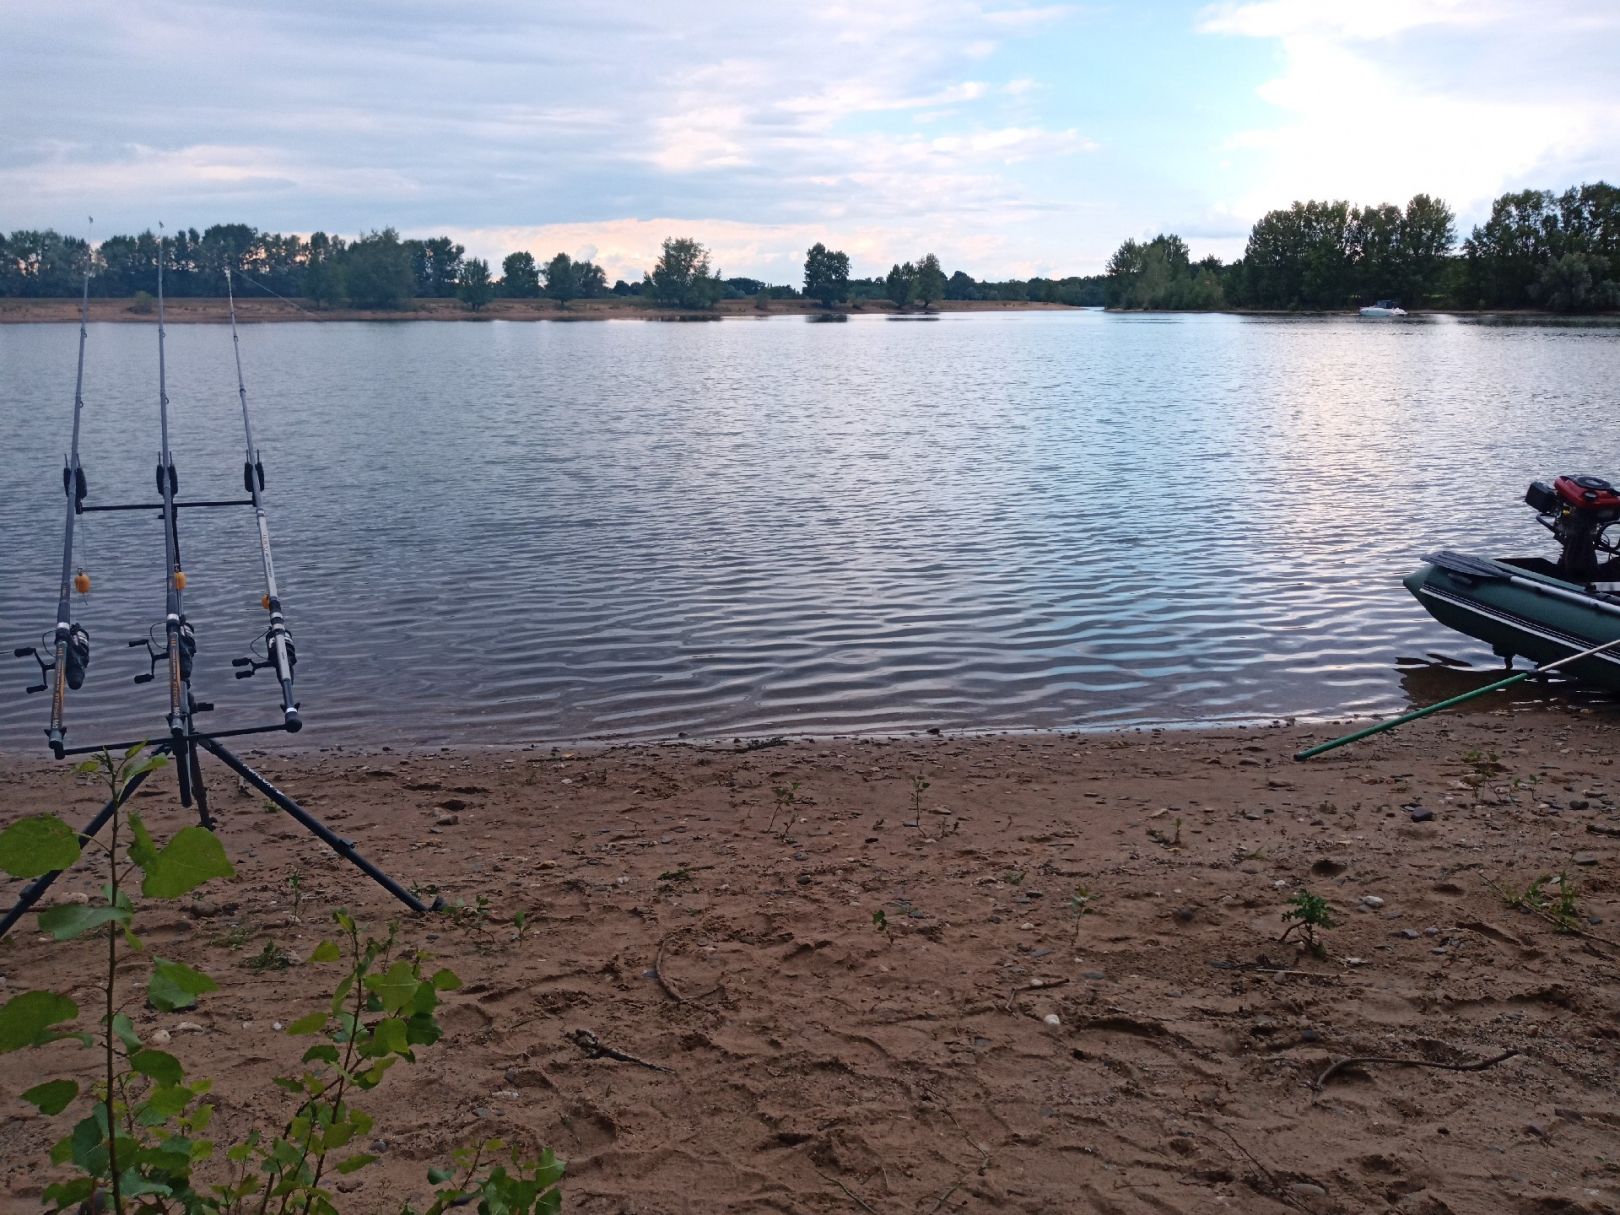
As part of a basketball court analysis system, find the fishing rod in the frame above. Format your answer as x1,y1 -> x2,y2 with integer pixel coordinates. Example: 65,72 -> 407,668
224,266 -> 300,731
14,222 -> 95,757
152,227 -> 196,743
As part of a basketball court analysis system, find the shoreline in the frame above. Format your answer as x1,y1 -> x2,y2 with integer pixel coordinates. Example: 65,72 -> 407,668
2,713 -> 1616,1212
0,297 -> 1079,325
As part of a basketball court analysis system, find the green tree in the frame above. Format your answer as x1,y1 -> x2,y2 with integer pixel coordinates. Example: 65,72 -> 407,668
340,228 -> 415,309
544,252 -> 577,306
914,253 -> 946,309
406,236 -> 465,298
459,257 -> 493,310
1398,193 -> 1456,305
574,258 -> 607,298
884,261 -> 915,308
645,236 -> 721,308
802,241 -> 851,307
501,251 -> 540,298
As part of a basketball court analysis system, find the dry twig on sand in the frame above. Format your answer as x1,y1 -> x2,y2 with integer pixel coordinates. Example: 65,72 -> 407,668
1313,1048 -> 1519,1090
654,928 -> 722,1004
811,1166 -> 883,1215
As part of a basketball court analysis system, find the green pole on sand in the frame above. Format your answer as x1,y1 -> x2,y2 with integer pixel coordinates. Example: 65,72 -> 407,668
1294,634 -> 1620,762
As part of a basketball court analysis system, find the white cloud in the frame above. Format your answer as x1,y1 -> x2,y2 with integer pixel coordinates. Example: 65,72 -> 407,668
1203,0 -> 1620,225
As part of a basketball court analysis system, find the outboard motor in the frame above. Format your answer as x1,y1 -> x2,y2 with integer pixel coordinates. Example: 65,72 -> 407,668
1526,475 -> 1620,581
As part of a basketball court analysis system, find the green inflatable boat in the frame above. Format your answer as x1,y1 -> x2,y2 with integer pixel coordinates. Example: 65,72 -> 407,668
1405,475 -> 1620,692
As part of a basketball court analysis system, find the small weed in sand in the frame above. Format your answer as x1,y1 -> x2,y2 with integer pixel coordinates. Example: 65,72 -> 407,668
1280,889 -> 1336,956
1501,871 -> 1585,931
658,867 -> 692,883
872,908 -> 889,936
1148,817 -> 1183,848
286,869 -> 305,919
513,909 -> 531,943
246,940 -> 293,972
1070,884 -> 1097,945
445,894 -> 495,950
767,781 -> 800,837
1462,748 -> 1506,784
909,773 -> 931,827
216,920 -> 255,951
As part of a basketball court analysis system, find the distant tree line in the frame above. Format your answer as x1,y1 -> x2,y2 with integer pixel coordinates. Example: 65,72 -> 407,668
19,185 -> 1610,315
0,224 -> 1108,313
1104,181 -> 1619,313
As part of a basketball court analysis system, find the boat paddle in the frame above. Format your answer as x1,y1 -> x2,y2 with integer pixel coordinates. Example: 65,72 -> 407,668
1294,633 -> 1620,762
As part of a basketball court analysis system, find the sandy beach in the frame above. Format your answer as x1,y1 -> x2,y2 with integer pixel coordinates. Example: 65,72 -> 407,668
1,712 -> 1617,1213
0,297 -> 1078,325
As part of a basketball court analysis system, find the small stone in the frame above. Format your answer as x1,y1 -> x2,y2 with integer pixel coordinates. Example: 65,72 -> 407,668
1569,799 -> 1590,811
149,1028 -> 172,1045
1081,970 -> 1106,980
435,814 -> 459,827
1424,926 -> 1439,937
1172,906 -> 1196,924
1287,1182 -> 1327,1198
1409,807 -> 1435,822
1361,895 -> 1385,909
1573,853 -> 1600,866
1526,1122 -> 1550,1138
1300,1027 -> 1320,1042
1398,928 -> 1421,940
176,1021 -> 204,1033
1020,922 -> 1035,931
1043,1013 -> 1061,1027
797,874 -> 812,885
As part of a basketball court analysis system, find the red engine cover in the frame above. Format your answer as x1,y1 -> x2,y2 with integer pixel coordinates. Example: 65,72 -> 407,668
1554,475 -> 1620,512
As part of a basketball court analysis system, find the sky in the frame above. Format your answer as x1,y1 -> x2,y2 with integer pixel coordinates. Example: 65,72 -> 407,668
3,0 -> 1618,283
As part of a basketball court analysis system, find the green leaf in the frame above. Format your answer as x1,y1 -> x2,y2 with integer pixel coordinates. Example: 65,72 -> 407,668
364,961 -> 418,1014
310,940 -> 341,964
128,812 -> 159,872
286,1011 -> 328,1036
301,1043 -> 340,1064
118,1168 -> 173,1198
148,958 -> 219,1012
38,902 -> 132,941
137,1085 -> 192,1122
0,991 -> 79,1053
139,826 -> 234,898
21,1079 -> 78,1115
336,1153 -> 377,1175
429,968 -> 462,991
111,1013 -> 142,1051
427,1166 -> 455,1185
130,1048 -> 184,1087
370,1017 -> 409,1056
0,815 -> 81,877
67,1113 -> 104,1171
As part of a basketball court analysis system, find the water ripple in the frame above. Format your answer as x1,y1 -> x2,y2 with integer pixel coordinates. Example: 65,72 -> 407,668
3,311 -> 1619,749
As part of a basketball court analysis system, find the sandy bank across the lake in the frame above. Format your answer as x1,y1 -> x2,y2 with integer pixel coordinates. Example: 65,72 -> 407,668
0,297 -> 1078,325
2,713 -> 1617,1213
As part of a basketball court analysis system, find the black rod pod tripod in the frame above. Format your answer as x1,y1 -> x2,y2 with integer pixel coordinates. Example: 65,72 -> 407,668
5,231 -> 438,940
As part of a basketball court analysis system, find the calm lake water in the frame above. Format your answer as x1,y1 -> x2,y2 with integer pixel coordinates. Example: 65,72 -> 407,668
2,310 -> 1617,751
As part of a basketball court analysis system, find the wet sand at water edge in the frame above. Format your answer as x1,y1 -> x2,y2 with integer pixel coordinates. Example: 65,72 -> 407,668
1,712 -> 1618,1214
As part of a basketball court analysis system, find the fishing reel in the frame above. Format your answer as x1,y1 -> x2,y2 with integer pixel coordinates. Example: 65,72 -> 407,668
129,619 -> 196,684
232,628 -> 297,680
13,625 -> 91,694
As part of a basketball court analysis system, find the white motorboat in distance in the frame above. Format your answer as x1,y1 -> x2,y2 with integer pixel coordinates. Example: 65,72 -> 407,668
1359,299 -> 1407,317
